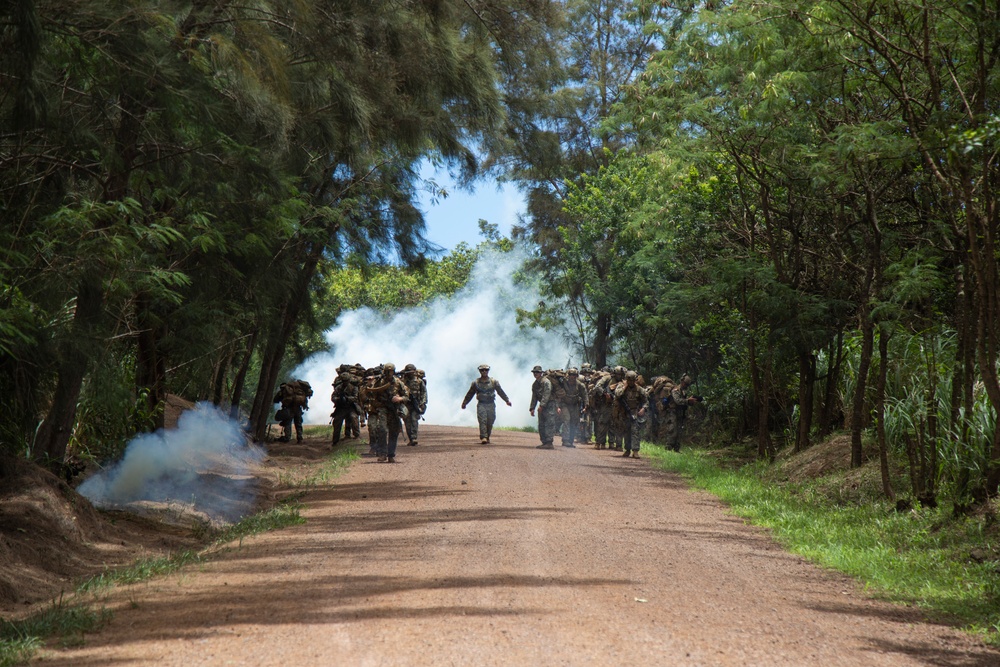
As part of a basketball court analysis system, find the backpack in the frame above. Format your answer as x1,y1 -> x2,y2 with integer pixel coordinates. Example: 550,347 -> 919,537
280,379 -> 313,407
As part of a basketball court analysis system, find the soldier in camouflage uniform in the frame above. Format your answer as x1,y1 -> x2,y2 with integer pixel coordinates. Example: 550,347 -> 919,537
589,368 -> 614,449
664,374 -> 698,452
647,375 -> 675,445
557,368 -> 589,447
368,363 -> 409,462
615,370 -> 648,458
401,363 -> 427,446
578,363 -> 597,443
529,365 -> 558,449
330,364 -> 361,445
607,366 -> 628,450
461,364 -> 511,444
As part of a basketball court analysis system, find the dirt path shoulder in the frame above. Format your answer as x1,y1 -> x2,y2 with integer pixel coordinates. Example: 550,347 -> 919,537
37,426 -> 1000,666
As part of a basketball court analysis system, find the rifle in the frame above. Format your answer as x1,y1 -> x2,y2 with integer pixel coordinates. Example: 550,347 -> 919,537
617,393 -> 637,423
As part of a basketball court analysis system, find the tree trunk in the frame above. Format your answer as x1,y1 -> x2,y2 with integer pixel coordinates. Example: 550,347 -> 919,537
875,325 -> 894,500
818,331 -> 843,437
135,293 -> 167,431
33,276 -> 104,465
228,327 -> 258,421
851,303 -> 874,468
593,311 -> 611,369
794,351 -> 815,452
249,242 -> 325,441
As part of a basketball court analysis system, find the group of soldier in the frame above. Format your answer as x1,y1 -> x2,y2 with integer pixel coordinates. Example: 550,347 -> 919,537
272,361 -> 698,461
528,364 -> 699,458
326,362 -> 428,462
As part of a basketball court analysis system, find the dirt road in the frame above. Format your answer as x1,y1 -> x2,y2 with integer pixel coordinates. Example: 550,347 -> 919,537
39,426 -> 999,666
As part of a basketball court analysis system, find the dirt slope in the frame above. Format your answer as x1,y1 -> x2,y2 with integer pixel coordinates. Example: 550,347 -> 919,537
37,426 -> 1000,666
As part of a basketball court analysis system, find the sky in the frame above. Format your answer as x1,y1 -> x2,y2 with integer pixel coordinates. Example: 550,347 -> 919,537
418,162 -> 526,251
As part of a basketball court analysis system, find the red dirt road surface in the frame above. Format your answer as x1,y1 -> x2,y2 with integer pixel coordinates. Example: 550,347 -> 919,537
39,426 -> 1000,666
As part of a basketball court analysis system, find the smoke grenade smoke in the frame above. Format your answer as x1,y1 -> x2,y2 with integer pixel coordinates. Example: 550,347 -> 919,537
296,246 -> 573,428
78,403 -> 265,523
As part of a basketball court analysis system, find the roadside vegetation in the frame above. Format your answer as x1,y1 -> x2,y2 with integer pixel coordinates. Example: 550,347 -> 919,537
647,440 -> 1000,645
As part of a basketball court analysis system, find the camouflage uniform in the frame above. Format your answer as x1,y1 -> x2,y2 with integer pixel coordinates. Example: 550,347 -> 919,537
529,365 -> 557,449
647,376 -> 675,445
664,375 -> 694,452
607,367 -> 627,450
615,371 -> 648,458
330,365 -> 361,444
402,364 -> 427,446
273,380 -> 308,443
368,364 -> 409,462
578,363 -> 597,443
557,369 -> 589,447
462,364 -> 511,443
590,370 -> 614,449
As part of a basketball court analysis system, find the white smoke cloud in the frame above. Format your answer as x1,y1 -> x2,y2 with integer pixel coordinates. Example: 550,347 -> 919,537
295,246 -> 574,428
78,403 -> 265,522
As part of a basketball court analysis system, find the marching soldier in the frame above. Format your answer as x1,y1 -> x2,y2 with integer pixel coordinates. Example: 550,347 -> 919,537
461,364 -> 512,444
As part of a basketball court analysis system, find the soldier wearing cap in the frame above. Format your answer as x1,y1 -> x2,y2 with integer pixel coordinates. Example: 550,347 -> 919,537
401,363 -> 427,446
368,363 -> 409,462
461,364 -> 511,444
615,370 -> 648,458
529,365 -> 557,449
556,368 -> 589,447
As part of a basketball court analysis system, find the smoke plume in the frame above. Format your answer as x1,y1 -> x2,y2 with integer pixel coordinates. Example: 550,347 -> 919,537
78,403 -> 265,523
295,246 -> 574,428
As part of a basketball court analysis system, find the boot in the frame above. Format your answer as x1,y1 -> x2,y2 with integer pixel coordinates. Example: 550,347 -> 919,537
622,450 -> 631,457
388,456 -> 396,463
631,450 -> 640,459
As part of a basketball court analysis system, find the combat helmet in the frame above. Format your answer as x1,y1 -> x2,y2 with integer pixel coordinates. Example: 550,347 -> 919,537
478,364 -> 490,371
403,363 -> 417,373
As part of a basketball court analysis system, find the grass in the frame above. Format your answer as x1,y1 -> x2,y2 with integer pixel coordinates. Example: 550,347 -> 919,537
2,486 -> 315,664
644,442 -> 1000,644
496,425 -> 538,433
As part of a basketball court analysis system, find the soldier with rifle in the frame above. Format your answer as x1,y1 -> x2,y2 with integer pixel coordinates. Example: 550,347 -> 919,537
614,370 -> 648,459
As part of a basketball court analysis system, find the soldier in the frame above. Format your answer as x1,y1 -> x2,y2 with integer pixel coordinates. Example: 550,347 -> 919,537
579,363 -> 597,443
557,368 -> 589,447
529,365 -> 558,449
358,367 -> 381,455
647,375 -> 675,445
272,379 -> 312,443
664,374 -> 699,452
402,363 -> 427,446
368,363 -> 409,462
590,368 -> 614,449
461,364 -> 512,444
615,370 -> 648,458
330,365 -> 361,445
607,366 -> 628,451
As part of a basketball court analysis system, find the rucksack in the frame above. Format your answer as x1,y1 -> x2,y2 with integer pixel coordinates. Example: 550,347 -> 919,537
280,379 -> 313,407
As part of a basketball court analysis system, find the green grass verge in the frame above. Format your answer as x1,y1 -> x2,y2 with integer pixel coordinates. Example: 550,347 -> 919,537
645,444 -> 1000,644
496,425 -> 538,433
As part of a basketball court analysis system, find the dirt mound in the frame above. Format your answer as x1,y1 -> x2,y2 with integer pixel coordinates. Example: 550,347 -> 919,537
0,455 -> 208,614
774,433 -> 857,482
163,393 -> 196,429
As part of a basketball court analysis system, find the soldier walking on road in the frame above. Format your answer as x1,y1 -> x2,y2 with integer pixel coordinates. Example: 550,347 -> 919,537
402,364 -> 427,446
615,370 -> 648,458
557,368 -> 588,448
529,365 -> 558,449
461,364 -> 511,444
330,365 -> 361,445
369,363 -> 409,462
